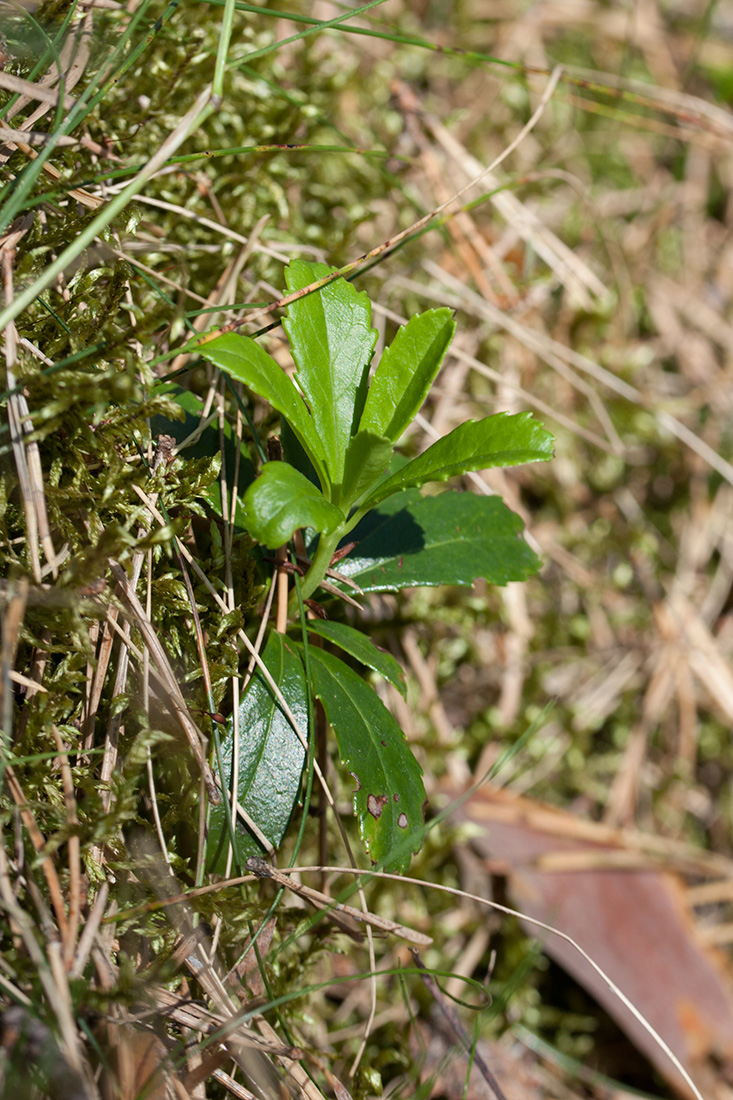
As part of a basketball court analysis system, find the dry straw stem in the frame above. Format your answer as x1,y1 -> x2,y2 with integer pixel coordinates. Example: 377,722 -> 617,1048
0,71 -> 78,112
419,261 -> 733,489
3,765 -> 70,944
0,840 -> 96,1097
107,559 -> 221,804
0,7 -> 91,134
0,576 -> 28,737
136,848 -> 308,1100
245,857 -> 432,946
51,725 -> 82,971
0,8 -> 103,209
87,838 -> 321,1100
408,85 -> 608,309
1,216 -> 58,582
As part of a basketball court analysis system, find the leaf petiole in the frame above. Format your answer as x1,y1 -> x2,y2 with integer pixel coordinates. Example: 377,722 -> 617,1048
291,526 -> 344,607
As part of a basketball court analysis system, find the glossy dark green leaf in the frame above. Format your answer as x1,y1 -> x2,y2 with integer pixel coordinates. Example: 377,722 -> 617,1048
301,646 -> 424,871
334,489 -> 541,591
200,332 -> 330,490
242,462 -> 344,549
283,260 -> 377,485
305,620 -> 407,698
206,633 -> 307,874
359,308 -> 455,442
361,412 -> 554,509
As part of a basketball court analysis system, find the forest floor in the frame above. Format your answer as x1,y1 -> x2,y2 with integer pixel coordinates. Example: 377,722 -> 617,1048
1,1 -> 733,1099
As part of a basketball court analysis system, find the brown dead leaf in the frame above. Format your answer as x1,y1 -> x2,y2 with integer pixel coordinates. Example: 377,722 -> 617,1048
452,785 -> 733,1099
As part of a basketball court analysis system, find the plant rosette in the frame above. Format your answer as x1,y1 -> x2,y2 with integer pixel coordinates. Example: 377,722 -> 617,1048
200,260 -> 554,873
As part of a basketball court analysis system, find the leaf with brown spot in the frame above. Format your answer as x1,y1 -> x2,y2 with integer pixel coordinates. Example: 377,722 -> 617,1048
367,793 -> 388,819
298,645 -> 425,871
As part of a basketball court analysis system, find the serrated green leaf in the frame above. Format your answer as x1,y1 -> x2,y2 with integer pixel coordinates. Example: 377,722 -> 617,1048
242,462 -> 344,549
283,259 -> 377,485
200,332 -> 329,490
305,620 -> 407,698
361,412 -> 554,509
206,633 -> 307,873
334,489 -> 541,591
359,308 -> 455,442
301,646 -> 424,871
339,430 -> 393,508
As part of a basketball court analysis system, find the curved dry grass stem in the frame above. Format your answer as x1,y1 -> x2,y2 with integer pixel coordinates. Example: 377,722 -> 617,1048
127,486 -> 337,814
283,864 -> 706,1100
0,839 -> 98,1097
108,560 -> 221,802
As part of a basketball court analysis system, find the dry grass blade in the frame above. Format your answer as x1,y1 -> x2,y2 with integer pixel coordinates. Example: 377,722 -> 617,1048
148,988 -> 300,1058
51,725 -> 81,971
170,220 -> 269,374
414,88 -> 608,307
3,765 -> 70,943
2,127 -> 60,151
0,10 -> 102,207
70,882 -> 108,981
0,72 -> 78,109
107,559 -> 221,804
193,66 -> 564,348
134,842 -> 327,1100
0,575 -> 27,741
0,9 -> 90,129
0,841 -> 97,1098
3,147 -> 103,210
96,556 -> 144,822
423,259 -> 733,486
1,215 -> 58,581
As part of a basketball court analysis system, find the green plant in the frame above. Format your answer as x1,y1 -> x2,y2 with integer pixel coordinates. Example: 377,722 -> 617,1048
197,258 -> 553,873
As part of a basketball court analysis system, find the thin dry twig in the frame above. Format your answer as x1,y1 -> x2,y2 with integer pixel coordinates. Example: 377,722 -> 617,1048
190,66 -> 565,350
